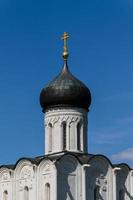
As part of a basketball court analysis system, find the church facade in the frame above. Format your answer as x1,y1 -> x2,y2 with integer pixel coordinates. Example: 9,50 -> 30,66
0,33 -> 133,200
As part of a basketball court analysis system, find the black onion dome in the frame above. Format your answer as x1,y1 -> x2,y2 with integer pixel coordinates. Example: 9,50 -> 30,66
40,61 -> 91,112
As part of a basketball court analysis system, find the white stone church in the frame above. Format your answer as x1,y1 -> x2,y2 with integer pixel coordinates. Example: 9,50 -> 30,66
0,33 -> 133,200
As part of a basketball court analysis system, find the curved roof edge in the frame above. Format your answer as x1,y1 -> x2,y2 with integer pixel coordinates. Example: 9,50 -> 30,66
0,164 -> 14,170
88,154 -> 114,168
0,152 -> 132,171
113,163 -> 131,171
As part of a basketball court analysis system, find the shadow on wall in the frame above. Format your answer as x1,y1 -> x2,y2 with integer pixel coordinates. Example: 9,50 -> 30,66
59,175 -> 75,200
57,156 -> 78,200
116,167 -> 133,200
86,160 -> 108,200
94,185 -> 104,200
124,186 -> 133,200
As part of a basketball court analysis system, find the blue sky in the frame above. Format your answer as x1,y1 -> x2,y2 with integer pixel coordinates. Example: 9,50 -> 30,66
0,0 -> 133,166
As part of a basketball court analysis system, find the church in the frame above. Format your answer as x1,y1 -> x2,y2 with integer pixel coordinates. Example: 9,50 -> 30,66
0,32 -> 133,200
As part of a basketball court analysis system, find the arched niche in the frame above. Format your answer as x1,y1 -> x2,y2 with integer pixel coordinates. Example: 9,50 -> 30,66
14,159 -> 36,200
116,165 -> 130,200
38,159 -> 57,175
0,168 -> 13,200
15,159 -> 35,180
86,156 -> 112,200
56,154 -> 81,200
37,159 -> 57,200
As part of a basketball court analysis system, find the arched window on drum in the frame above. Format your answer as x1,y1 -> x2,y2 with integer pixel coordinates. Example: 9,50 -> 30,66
62,121 -> 67,150
48,123 -> 52,152
77,121 -> 82,151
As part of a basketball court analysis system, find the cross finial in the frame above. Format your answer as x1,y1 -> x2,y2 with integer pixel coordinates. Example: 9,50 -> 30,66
61,32 -> 69,60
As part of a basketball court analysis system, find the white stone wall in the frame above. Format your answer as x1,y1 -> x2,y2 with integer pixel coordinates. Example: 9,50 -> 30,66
15,160 -> 37,200
116,165 -> 131,200
0,168 -> 13,200
0,154 -> 132,200
37,159 -> 57,200
44,107 -> 88,154
56,154 -> 82,200
86,156 -> 112,200
0,158 -> 57,200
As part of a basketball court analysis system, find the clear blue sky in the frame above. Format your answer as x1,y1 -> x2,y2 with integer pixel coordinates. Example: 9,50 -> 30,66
0,0 -> 133,166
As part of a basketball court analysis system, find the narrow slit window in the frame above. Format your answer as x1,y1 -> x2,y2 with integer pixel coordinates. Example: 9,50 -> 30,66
45,183 -> 50,200
62,122 -> 66,150
3,191 -> 8,200
24,186 -> 29,200
77,122 -> 82,151
48,123 -> 52,152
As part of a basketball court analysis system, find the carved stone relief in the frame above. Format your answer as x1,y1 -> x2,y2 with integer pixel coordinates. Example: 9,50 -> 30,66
96,174 -> 107,192
2,173 -> 9,181
20,166 -> 34,179
19,178 -> 33,191
0,170 -> 11,182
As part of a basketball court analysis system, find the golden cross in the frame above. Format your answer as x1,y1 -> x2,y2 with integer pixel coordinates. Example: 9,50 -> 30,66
61,32 -> 69,60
